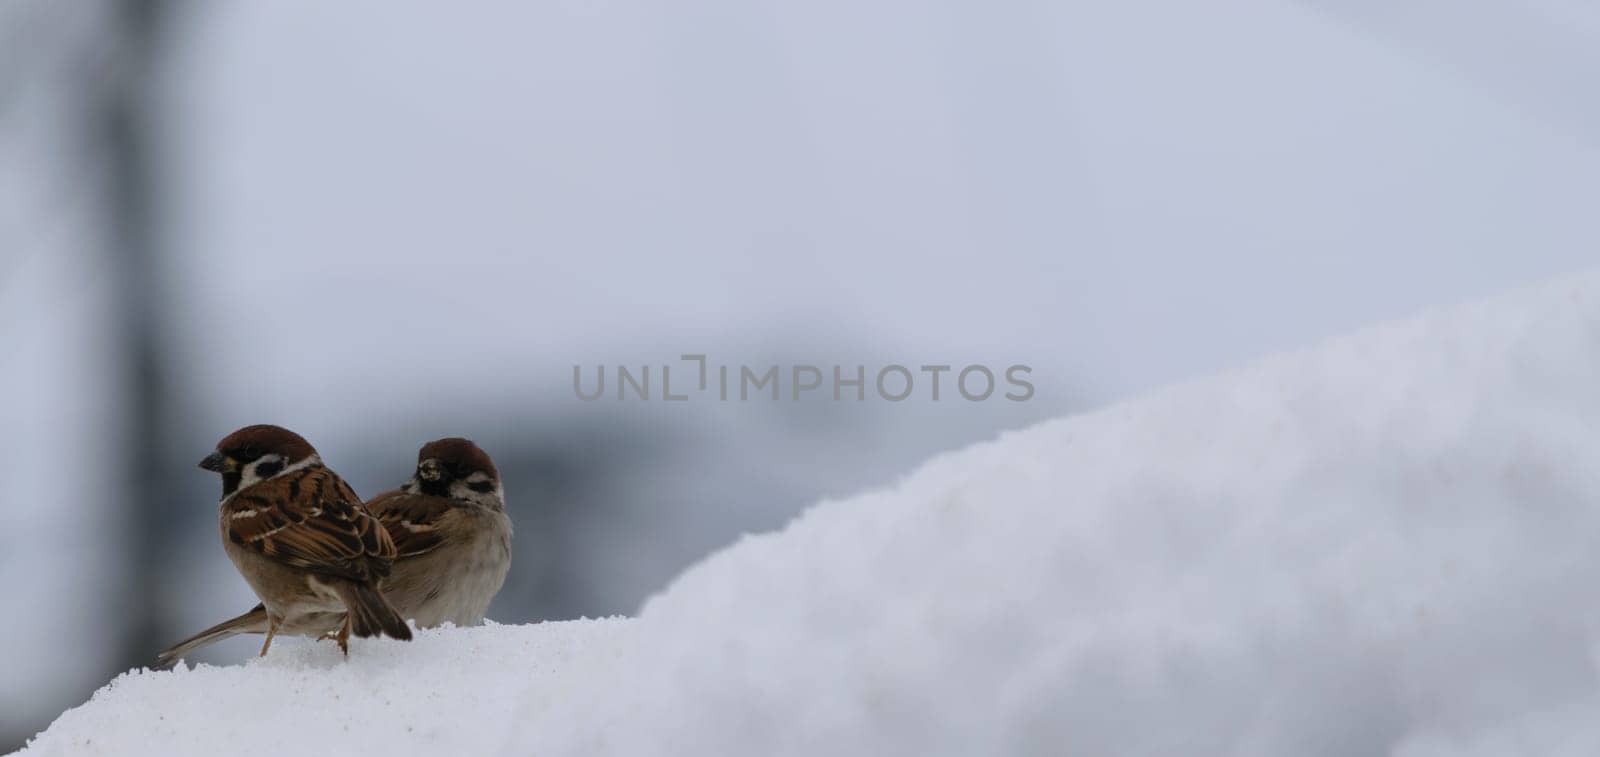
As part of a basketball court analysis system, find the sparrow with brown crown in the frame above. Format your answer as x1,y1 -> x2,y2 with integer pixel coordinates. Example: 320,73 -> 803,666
154,424 -> 411,668
366,437 -> 513,628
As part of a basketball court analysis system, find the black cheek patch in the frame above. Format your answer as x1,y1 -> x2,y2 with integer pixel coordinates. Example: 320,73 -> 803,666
420,479 -> 449,497
467,480 -> 495,494
255,460 -> 284,479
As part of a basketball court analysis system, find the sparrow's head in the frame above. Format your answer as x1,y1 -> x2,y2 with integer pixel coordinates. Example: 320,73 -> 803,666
200,424 -> 320,498
410,437 -> 503,508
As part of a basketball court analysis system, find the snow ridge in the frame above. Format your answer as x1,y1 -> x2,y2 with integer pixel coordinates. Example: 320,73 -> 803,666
23,271 -> 1600,756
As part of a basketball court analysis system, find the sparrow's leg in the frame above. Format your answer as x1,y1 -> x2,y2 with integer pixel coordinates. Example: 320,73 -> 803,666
336,614 -> 351,656
259,615 -> 280,657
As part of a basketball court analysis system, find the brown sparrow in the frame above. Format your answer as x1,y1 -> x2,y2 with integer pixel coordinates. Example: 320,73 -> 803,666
154,425 -> 411,669
365,438 -> 513,628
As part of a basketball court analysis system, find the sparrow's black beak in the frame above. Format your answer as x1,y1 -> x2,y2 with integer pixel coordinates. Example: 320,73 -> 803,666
199,451 -> 227,472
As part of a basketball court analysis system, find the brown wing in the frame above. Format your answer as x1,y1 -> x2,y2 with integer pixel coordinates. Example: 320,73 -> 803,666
365,489 -> 458,559
223,465 -> 396,583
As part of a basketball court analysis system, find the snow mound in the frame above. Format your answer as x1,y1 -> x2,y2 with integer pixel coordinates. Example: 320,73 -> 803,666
24,272 -> 1600,756
19,620 -> 635,757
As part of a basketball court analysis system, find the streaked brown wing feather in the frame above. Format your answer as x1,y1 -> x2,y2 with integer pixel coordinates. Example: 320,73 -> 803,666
224,466 -> 395,583
366,489 -> 456,559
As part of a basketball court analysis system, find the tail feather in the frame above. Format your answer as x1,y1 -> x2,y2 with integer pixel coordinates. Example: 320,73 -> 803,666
153,604 -> 269,670
339,582 -> 412,641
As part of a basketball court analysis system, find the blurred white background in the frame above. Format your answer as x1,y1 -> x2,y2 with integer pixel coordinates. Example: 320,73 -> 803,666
2,0 -> 1597,749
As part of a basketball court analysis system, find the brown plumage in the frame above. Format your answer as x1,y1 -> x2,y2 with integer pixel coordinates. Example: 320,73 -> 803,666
369,492 -> 454,558
224,463 -> 391,586
154,425 -> 411,669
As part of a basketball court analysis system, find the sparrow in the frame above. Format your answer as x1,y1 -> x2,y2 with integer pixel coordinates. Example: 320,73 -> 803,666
154,424 -> 411,669
365,437 -> 513,628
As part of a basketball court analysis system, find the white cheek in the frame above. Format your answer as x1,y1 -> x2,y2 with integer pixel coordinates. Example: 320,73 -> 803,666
219,454 -> 320,504
240,458 -> 276,488
448,478 -> 502,505
240,454 -> 312,488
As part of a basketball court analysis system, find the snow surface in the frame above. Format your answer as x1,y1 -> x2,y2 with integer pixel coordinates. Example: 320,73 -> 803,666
22,271 -> 1600,756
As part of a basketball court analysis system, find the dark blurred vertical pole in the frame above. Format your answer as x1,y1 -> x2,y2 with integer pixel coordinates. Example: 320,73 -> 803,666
100,0 -> 175,668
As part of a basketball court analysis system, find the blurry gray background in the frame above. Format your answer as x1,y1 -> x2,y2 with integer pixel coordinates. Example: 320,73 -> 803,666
3,0 -> 1598,750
